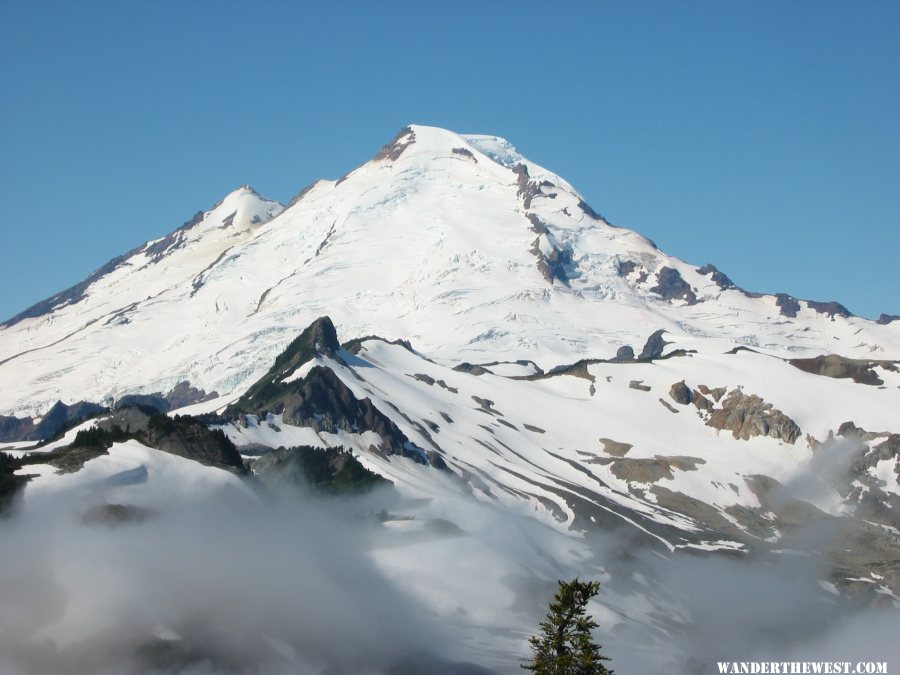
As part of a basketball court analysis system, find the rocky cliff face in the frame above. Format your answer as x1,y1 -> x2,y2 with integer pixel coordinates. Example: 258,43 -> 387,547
91,406 -> 247,473
789,354 -> 899,386
705,389 -> 801,444
0,400 -> 106,442
225,317 -> 440,466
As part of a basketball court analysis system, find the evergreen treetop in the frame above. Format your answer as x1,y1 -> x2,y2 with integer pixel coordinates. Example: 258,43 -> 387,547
522,578 -> 613,675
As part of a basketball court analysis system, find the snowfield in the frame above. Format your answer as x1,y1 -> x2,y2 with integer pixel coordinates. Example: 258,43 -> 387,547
1,125 -> 899,674
1,125 -> 897,416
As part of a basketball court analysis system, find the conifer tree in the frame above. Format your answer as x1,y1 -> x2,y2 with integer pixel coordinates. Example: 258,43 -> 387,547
522,578 -> 613,674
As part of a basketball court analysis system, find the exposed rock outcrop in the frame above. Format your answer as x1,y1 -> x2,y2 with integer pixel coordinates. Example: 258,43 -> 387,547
598,438 -> 632,457
614,345 -> 635,361
451,147 -> 476,161
806,300 -> 852,318
706,390 -> 801,444
143,414 -> 247,473
697,263 -> 736,290
577,200 -> 603,221
512,163 -> 542,209
116,393 -> 171,413
372,126 -> 416,162
279,367 -> 418,459
775,293 -> 801,318
96,407 -> 247,473
526,213 -> 572,284
589,455 -> 705,483
453,362 -> 490,376
789,354 -> 897,386
226,317 -> 438,466
638,329 -> 669,360
697,384 -> 726,402
0,400 -> 107,442
165,381 -> 218,409
616,259 -> 639,277
529,236 -> 572,284
650,267 -> 697,304
669,381 -> 693,405
837,421 -> 893,442
229,316 -> 341,413
14,405 -> 246,475
343,334 -> 414,355
692,391 -> 713,412
826,423 -> 900,535
658,398 -> 680,414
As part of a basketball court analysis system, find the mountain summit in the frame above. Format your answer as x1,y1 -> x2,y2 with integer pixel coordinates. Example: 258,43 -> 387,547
2,125 -> 899,672
0,125 -> 897,416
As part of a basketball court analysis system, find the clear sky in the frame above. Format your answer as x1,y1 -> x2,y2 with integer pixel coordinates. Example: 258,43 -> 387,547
1,1 -> 897,321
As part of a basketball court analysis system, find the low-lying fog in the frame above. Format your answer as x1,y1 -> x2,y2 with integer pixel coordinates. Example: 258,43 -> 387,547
1,451 -> 897,674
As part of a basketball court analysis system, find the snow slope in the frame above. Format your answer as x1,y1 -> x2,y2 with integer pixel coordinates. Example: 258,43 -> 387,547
217,335 -> 900,553
1,125 -> 897,416
2,125 -> 899,673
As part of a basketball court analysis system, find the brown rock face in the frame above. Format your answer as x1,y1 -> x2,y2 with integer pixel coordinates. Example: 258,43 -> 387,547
789,354 -> 897,386
598,438 -> 632,457
692,391 -> 713,411
372,126 -> 416,162
590,455 -> 705,483
706,390 -> 801,444
650,267 -> 697,304
669,381 -> 693,405
94,406 -> 247,473
282,367 -> 412,456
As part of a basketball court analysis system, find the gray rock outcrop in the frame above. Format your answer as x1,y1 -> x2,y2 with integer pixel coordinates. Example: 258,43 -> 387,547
0,400 -> 106,442
638,329 -> 669,360
789,354 -> 897,386
614,345 -> 635,361
775,293 -> 801,318
706,390 -> 801,444
697,263 -> 736,290
669,381 -> 693,405
650,267 -> 697,304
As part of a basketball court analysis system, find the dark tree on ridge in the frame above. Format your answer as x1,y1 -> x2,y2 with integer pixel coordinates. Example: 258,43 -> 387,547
522,578 -> 613,674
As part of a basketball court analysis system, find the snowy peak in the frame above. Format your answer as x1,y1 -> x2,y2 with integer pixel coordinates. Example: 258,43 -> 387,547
0,125 -> 898,416
372,125 -> 478,163
1,186 -> 283,330
370,124 -> 577,193
195,184 -> 284,233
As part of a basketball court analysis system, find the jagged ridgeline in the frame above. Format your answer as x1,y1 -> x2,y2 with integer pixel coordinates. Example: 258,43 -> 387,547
227,316 -> 342,414
15,405 -> 246,476
6,407 -> 387,506
223,316 -> 444,467
0,125 -> 898,672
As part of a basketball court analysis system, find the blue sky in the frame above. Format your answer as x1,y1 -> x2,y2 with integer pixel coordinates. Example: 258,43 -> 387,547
1,1 -> 897,321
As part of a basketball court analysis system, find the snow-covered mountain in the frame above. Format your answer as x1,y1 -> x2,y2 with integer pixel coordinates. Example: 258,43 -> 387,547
2,124 -> 897,416
1,125 -> 899,674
